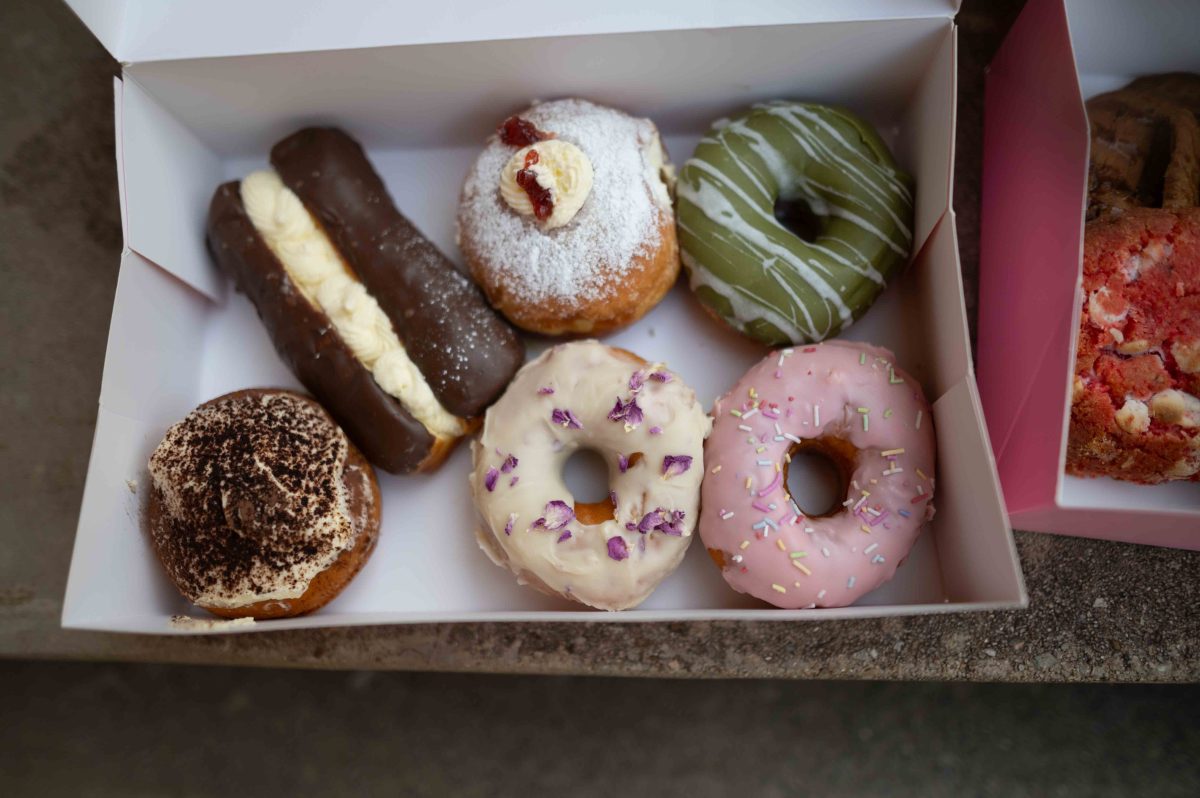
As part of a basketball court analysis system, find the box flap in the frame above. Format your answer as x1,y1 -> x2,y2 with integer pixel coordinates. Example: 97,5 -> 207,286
117,76 -> 225,300
977,0 -> 1088,514
67,0 -> 960,63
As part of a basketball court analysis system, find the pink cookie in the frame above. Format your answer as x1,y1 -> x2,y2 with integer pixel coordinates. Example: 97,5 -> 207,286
699,340 -> 936,609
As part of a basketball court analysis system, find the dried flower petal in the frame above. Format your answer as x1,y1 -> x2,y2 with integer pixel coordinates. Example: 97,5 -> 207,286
501,454 -> 519,473
532,500 -> 574,531
607,396 -> 643,428
662,454 -> 693,478
635,507 -> 686,536
617,453 -> 630,473
607,536 -> 629,561
484,467 -> 499,492
649,426 -> 662,436
556,530 -> 572,543
629,370 -> 645,392
650,371 -> 672,383
637,509 -> 664,533
660,509 -> 686,536
609,490 -> 619,508
538,387 -> 555,395
509,476 -> 519,487
551,408 -> 583,429
504,513 -> 516,536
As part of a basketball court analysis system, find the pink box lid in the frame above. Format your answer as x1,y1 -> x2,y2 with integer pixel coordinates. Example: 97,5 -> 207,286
978,0 -> 1200,548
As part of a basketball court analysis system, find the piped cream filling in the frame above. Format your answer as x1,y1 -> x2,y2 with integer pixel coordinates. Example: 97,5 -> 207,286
241,170 -> 463,438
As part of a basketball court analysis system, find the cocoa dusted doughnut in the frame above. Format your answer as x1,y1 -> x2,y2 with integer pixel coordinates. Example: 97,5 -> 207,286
207,127 -> 524,474
469,341 -> 710,611
698,341 -> 936,609
147,389 -> 380,620
457,99 -> 678,336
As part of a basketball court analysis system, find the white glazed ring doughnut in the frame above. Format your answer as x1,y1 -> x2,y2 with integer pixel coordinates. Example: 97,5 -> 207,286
698,340 -> 935,608
470,340 -> 711,610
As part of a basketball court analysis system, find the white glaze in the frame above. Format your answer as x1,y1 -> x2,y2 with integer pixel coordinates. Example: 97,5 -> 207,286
470,341 -> 711,611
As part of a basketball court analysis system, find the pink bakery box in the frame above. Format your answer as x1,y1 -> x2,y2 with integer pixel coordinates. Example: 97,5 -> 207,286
60,0 -> 1026,634
979,0 -> 1200,549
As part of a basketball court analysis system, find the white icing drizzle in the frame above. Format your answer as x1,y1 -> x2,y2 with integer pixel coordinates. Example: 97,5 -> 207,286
678,101 -> 913,343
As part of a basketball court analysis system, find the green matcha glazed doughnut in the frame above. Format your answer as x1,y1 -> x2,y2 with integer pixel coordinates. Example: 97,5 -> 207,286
676,102 -> 915,345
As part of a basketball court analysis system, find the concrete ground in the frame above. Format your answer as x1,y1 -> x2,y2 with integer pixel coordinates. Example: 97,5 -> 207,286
2,0 -> 1199,794
2,662 -> 1198,796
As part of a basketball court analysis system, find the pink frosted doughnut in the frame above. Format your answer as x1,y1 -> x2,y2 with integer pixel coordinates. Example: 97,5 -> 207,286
699,340 -> 936,609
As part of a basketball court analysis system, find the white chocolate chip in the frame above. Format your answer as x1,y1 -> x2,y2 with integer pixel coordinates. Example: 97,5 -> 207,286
1087,286 -> 1128,327
1114,398 -> 1150,434
1165,458 -> 1200,479
1171,340 -> 1200,374
1149,390 -> 1200,428
1116,339 -> 1151,355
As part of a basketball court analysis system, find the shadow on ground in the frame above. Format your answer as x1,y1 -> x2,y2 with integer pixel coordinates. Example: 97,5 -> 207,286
1,662 -> 1197,796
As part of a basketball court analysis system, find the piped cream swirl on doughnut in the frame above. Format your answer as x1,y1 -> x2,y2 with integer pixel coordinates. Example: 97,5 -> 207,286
470,341 -> 711,611
698,341 -> 935,609
241,170 -> 464,438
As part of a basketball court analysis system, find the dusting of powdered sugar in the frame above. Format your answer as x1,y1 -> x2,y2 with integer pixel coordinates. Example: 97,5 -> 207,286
457,99 -> 672,307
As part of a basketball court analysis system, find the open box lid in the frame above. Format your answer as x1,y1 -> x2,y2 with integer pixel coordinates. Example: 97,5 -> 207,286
66,0 -> 960,64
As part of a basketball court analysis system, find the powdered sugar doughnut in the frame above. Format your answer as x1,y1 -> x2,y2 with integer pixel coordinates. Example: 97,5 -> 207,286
457,99 -> 678,336
470,341 -> 710,611
699,340 -> 935,609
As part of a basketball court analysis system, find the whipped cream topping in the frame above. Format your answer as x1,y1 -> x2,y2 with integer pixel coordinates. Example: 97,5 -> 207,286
241,170 -> 463,438
500,139 -> 594,230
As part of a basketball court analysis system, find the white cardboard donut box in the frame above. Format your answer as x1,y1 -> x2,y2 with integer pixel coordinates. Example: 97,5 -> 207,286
61,0 -> 1026,633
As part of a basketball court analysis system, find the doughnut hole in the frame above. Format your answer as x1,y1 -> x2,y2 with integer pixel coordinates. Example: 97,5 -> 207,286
784,437 -> 859,518
774,196 -> 824,242
562,450 -> 644,524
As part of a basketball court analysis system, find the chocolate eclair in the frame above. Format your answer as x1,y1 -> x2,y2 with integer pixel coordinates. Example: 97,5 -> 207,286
207,127 -> 524,474
147,389 -> 380,620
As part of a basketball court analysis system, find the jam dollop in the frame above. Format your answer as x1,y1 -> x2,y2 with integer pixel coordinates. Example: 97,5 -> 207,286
516,149 -> 554,221
499,115 -> 552,147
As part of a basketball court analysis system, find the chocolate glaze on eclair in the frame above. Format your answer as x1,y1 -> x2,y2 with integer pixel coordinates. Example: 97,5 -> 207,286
207,183 -> 437,473
271,127 -> 524,418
